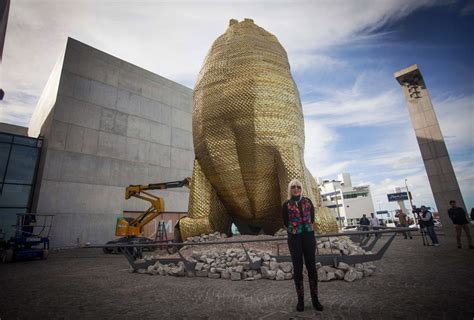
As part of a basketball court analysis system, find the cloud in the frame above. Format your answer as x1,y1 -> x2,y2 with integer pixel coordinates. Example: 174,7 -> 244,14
290,52 -> 346,73
1,0 -> 450,126
461,1 -> 474,15
434,94 -> 474,151
0,91 -> 39,126
302,77 -> 473,213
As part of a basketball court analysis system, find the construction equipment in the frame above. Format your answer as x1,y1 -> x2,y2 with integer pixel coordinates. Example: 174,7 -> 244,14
103,178 -> 190,254
1,214 -> 53,262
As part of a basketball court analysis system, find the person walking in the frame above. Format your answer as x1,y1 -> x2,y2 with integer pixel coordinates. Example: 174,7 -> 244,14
448,200 -> 473,249
282,179 -> 323,312
359,214 -> 370,230
370,212 -> 380,237
419,206 -> 440,246
370,212 -> 380,228
396,210 -> 412,239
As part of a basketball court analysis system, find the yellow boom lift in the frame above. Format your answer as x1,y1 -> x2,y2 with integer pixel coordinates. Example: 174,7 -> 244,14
103,178 -> 190,254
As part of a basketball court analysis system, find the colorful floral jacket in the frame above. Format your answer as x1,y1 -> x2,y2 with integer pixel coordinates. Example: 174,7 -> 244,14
282,197 -> 315,234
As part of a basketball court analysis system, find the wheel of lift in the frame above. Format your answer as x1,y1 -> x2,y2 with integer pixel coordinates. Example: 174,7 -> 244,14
102,247 -> 114,254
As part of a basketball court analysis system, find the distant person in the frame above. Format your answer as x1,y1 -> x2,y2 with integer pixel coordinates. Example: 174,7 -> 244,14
448,200 -> 473,249
370,212 -> 380,237
359,214 -> 370,231
396,210 -> 412,239
370,212 -> 380,228
419,206 -> 439,246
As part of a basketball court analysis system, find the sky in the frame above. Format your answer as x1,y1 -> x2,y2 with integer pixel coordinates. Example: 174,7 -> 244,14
1,0 -> 473,214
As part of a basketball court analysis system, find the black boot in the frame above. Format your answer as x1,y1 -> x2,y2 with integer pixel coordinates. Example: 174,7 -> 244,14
294,279 -> 304,312
309,278 -> 323,311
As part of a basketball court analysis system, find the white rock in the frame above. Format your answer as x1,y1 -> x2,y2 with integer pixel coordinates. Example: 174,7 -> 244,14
275,269 -> 285,281
317,268 -> 328,282
344,269 -> 357,282
281,263 -> 293,273
195,262 -> 204,271
230,272 -> 241,281
337,262 -> 350,270
260,266 -> 271,279
335,270 -> 345,280
269,261 -> 279,270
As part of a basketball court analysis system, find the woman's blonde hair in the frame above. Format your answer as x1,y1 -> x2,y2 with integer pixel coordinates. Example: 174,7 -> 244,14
287,179 -> 303,200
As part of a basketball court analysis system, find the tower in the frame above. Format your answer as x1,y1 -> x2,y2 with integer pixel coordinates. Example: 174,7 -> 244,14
394,64 -> 465,235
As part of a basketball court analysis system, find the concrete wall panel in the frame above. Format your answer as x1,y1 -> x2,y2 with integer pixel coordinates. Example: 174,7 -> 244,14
172,108 -> 192,131
171,148 -> 194,170
31,38 -> 193,247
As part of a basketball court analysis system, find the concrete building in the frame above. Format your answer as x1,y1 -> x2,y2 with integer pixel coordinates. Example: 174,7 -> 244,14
0,38 -> 194,247
394,64 -> 465,235
319,173 -> 375,226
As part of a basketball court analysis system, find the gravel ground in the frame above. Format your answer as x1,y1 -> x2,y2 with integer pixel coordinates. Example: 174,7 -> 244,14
0,232 -> 473,320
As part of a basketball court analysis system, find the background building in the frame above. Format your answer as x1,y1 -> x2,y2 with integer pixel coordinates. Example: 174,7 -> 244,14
319,173 -> 375,226
0,38 -> 194,247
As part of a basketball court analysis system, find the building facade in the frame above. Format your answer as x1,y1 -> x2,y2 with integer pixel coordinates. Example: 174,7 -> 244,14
7,38 -> 196,247
319,173 -> 375,226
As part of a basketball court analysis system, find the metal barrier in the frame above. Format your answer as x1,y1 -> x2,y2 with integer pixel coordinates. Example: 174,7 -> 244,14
85,227 -> 415,272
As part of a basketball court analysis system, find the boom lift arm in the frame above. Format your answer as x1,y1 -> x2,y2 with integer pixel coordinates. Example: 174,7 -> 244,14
116,178 -> 190,237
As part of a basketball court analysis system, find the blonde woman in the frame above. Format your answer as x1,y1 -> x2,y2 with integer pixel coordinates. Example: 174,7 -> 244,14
281,179 -> 323,312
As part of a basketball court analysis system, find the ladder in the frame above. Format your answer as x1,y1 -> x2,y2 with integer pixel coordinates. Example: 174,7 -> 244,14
155,220 -> 167,249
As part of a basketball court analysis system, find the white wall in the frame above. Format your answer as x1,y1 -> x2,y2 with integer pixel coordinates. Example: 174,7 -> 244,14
30,38 -> 194,247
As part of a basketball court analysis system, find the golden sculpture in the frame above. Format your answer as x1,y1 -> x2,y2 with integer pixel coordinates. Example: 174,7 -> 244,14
178,18 -> 338,240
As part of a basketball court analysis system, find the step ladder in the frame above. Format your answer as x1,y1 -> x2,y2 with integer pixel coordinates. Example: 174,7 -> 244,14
155,220 -> 167,249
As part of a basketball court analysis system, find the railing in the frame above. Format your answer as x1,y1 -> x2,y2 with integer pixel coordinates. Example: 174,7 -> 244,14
85,227 -> 415,272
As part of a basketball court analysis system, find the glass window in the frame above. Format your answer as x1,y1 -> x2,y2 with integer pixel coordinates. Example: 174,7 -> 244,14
0,143 -> 11,183
4,145 -> 39,184
0,133 -> 13,143
0,184 -> 31,207
13,136 -> 39,147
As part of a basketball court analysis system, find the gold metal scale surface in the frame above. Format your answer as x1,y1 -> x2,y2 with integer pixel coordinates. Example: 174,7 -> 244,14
179,19 -> 338,240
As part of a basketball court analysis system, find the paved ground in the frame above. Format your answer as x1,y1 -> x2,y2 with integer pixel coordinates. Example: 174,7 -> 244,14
0,231 -> 473,320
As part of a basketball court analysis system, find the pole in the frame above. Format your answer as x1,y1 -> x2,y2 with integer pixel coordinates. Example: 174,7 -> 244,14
405,179 -> 418,227
335,189 -> 342,228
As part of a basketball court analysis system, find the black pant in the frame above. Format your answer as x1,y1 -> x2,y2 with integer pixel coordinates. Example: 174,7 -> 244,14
287,231 -> 317,281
